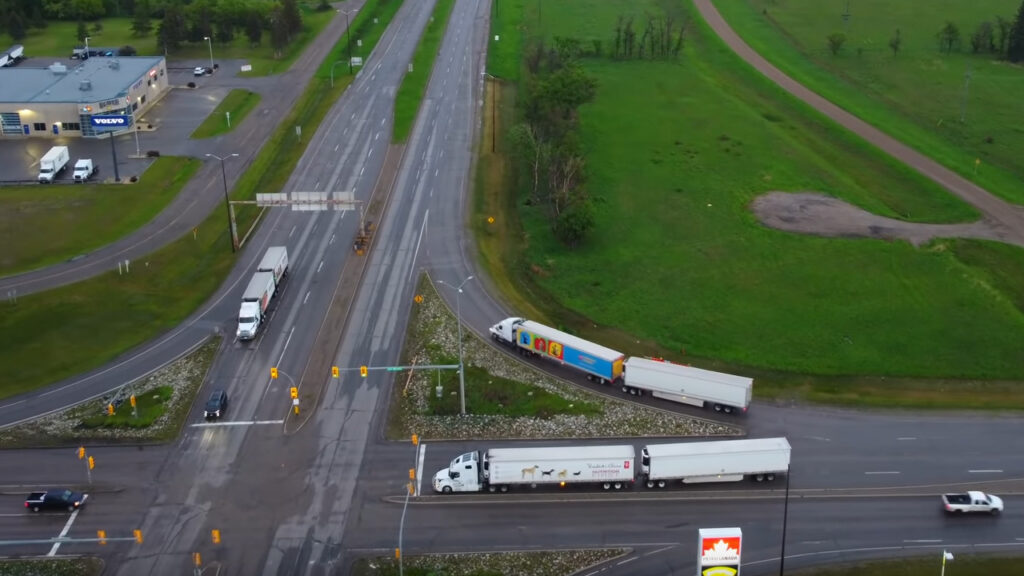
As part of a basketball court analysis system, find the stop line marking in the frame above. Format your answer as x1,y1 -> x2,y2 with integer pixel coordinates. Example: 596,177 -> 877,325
191,420 -> 284,428
968,469 -> 1003,473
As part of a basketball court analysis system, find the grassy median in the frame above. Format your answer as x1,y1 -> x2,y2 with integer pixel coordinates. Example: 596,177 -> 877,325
392,0 -> 457,142
191,90 -> 261,139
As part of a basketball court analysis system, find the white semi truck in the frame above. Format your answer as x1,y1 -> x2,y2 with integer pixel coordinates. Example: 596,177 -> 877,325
433,445 -> 636,493
623,357 -> 752,414
640,438 -> 791,488
236,246 -> 289,340
490,317 -> 625,384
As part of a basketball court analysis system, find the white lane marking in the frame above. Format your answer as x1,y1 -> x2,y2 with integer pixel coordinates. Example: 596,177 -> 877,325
368,147 -> 373,159
897,437 -> 917,440
261,326 -> 295,402
329,233 -> 335,245
191,420 -> 285,427
904,539 -> 942,543
969,469 -> 1003,473
47,508 -> 81,556
801,541 -> 825,545
416,443 -> 426,497
381,117 -> 385,126
865,471 -> 901,475
335,144 -> 340,152
317,260 -> 324,273
617,557 -> 637,566
303,291 -> 310,305
289,225 -> 296,238
375,131 -> 380,141
360,166 -> 365,177
807,436 -> 831,442
434,168 -> 439,177
642,545 -> 675,557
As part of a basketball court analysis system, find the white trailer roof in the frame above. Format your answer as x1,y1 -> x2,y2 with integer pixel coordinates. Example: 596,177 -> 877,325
259,246 -> 287,268
645,438 -> 790,458
519,320 -> 624,361
625,357 -> 752,388
489,445 -> 635,462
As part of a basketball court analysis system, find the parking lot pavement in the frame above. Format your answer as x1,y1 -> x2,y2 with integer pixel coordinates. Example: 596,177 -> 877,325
0,58 -> 270,182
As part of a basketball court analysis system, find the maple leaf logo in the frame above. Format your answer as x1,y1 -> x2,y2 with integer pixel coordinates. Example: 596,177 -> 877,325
701,537 -> 740,563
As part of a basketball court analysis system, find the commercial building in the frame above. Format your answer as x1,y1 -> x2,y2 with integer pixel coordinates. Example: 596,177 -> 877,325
0,55 -> 169,139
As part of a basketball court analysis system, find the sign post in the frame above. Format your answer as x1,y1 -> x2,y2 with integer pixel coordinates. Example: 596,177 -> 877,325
90,115 -> 130,182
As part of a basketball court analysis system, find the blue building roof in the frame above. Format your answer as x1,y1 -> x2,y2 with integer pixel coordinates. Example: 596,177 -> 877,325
0,56 -> 164,104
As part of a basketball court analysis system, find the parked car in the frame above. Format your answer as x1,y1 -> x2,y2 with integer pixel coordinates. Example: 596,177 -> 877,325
25,489 -> 88,512
942,491 -> 1003,514
193,66 -> 211,76
204,389 -> 228,419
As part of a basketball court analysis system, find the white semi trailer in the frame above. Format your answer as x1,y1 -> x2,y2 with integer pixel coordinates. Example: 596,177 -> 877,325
623,357 -> 752,414
433,445 -> 636,493
640,437 -> 791,488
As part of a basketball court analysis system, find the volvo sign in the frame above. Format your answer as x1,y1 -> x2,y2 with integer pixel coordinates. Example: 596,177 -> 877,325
90,115 -> 130,127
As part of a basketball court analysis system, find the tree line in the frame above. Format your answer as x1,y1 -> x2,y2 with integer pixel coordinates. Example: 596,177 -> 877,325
509,38 -> 599,248
824,0 -> 1024,62
0,0 -> 329,56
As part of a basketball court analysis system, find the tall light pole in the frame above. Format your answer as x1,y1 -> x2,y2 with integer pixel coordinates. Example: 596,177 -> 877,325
206,153 -> 239,252
437,276 -> 474,415
203,36 -> 214,71
339,9 -> 359,74
779,465 -> 791,576
84,36 -> 91,58
481,73 -> 498,153
940,551 -> 954,576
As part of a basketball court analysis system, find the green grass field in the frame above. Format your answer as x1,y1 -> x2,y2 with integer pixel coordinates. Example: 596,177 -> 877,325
715,0 -> 1024,205
191,90 -> 261,139
428,364 -> 602,418
393,0 -> 457,142
789,555 -> 1023,576
476,0 -> 1024,396
0,1 -> 337,77
81,385 -> 173,429
0,157 -> 198,276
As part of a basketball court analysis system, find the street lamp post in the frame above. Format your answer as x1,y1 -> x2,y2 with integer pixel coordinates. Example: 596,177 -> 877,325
84,36 -> 91,58
330,61 -> 345,87
339,9 -> 358,74
205,153 -> 239,252
203,36 -> 214,71
437,276 -> 474,415
779,465 -> 791,576
940,551 -> 954,576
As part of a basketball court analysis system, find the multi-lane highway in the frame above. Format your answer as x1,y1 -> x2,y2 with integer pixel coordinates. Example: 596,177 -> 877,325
2,0 -> 1024,574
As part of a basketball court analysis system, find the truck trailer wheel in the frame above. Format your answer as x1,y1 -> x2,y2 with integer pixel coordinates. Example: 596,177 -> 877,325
602,483 -> 611,490
713,404 -> 723,412
658,480 -> 666,488
766,473 -> 776,482
646,480 -> 655,488
723,406 -> 734,414
499,485 -> 509,493
442,486 -> 453,493
487,485 -> 496,493
613,482 -> 623,490
754,474 -> 765,482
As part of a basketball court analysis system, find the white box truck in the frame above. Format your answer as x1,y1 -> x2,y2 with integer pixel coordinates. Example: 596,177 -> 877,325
434,445 -> 636,493
236,271 -> 277,340
257,246 -> 289,283
73,159 -> 95,182
623,357 -> 752,414
38,146 -> 70,183
490,317 -> 625,384
640,437 -> 791,488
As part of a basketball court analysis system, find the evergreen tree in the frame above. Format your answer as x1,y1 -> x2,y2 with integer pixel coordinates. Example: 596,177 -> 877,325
282,0 -> 302,37
9,12 -> 28,41
1008,0 -> 1024,62
269,4 -> 288,54
76,19 -> 88,42
131,0 -> 152,37
245,9 -> 264,47
157,2 -> 186,51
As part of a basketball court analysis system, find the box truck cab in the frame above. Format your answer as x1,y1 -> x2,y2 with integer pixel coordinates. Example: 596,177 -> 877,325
73,159 -> 95,182
38,146 -> 70,182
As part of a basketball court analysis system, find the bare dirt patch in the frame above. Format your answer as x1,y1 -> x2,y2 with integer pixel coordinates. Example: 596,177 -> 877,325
752,192 -> 1024,247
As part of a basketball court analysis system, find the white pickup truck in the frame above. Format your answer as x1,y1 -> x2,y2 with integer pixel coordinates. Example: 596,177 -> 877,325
941,491 -> 1003,514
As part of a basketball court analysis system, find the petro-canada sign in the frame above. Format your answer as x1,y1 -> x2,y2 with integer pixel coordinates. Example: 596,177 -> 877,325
698,527 -> 742,576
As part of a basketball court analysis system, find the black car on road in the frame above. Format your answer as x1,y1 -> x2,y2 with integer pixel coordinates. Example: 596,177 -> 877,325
204,389 -> 228,419
25,489 -> 88,512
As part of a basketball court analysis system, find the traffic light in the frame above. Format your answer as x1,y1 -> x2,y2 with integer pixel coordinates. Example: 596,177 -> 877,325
77,446 -> 85,459
360,366 -> 368,378
107,403 -> 115,415
97,530 -> 107,545
409,468 -> 415,480
289,387 -> 298,400
332,366 -> 339,378
134,529 -> 144,544
270,367 -> 278,379
411,434 -> 419,446
88,456 -> 95,470
211,529 -> 221,544
130,395 -> 137,408
193,552 -> 202,566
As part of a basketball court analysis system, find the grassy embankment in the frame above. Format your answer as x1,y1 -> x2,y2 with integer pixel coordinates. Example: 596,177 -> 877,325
392,0 -> 457,142
0,157 -> 197,276
191,89 -> 261,139
472,0 -> 1024,409
715,0 -> 1024,205
0,1 -> 336,77
0,0 -> 407,401
788,555 -> 1024,576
